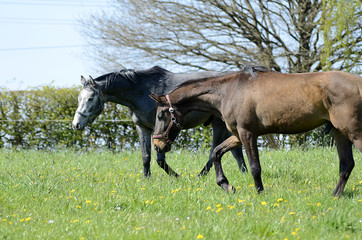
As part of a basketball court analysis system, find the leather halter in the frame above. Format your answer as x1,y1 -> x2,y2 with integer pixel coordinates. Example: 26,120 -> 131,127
152,95 -> 181,143
76,86 -> 104,123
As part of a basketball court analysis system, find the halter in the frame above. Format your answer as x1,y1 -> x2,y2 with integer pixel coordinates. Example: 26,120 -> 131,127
76,86 -> 104,123
152,95 -> 181,143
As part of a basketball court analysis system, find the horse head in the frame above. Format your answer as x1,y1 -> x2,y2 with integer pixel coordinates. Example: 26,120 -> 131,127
72,75 -> 104,130
150,94 -> 183,153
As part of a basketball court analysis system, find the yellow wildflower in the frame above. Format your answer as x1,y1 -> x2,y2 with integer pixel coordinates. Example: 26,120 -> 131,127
197,234 -> 204,239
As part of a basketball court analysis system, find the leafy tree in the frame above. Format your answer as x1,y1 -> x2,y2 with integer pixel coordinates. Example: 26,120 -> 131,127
320,0 -> 361,71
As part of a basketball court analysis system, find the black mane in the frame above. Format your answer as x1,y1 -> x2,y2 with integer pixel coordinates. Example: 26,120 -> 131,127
93,66 -> 170,91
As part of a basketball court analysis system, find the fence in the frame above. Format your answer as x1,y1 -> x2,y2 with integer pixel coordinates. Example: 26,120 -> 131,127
0,86 -> 213,150
0,86 -> 333,150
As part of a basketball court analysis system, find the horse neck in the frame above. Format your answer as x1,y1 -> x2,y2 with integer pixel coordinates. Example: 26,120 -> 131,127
101,73 -> 168,110
170,82 -> 223,118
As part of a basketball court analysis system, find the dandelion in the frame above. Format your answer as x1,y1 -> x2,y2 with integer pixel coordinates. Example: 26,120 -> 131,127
291,232 -> 297,235
289,212 -> 295,215
86,200 -> 92,204
25,217 -> 31,221
206,206 -> 212,210
277,198 -> 283,202
197,234 -> 204,239
77,205 -> 81,209
312,215 -> 317,219
261,201 -> 267,206
171,188 -> 181,194
237,212 -> 243,215
135,227 -> 143,231
216,204 -> 222,208
273,203 -> 280,207
216,207 -> 223,213
345,235 -> 350,238
237,199 -> 246,203
180,226 -> 186,231
316,202 -> 321,207
20,219 -> 24,222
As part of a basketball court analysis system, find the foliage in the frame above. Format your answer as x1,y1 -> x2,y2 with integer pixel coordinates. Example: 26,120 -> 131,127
0,87 -> 212,150
0,86 -> 337,150
320,0 -> 362,71
0,148 -> 361,239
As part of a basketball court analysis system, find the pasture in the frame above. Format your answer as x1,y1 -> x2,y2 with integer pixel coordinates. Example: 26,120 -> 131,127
0,148 -> 361,239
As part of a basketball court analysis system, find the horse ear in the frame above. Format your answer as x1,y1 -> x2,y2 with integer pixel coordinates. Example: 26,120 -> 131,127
89,75 -> 97,88
81,75 -> 86,85
149,94 -> 161,103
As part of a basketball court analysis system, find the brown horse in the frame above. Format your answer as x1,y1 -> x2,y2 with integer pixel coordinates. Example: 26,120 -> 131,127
151,68 -> 362,197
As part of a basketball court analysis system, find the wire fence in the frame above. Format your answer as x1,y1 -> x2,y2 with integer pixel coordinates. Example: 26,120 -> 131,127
0,119 -> 134,122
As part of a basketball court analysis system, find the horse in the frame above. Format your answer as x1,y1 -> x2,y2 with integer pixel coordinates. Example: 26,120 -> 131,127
151,68 -> 362,197
72,66 -> 247,178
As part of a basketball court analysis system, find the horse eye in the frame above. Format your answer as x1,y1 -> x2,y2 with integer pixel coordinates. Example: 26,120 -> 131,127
88,97 -> 94,102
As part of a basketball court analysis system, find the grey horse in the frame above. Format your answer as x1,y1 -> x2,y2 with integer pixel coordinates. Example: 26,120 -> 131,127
72,66 -> 246,177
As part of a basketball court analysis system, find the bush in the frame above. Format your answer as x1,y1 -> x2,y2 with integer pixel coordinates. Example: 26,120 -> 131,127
0,86 -> 213,150
0,86 -> 333,150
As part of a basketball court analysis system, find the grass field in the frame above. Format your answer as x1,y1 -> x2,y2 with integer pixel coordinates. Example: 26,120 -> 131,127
0,147 -> 361,239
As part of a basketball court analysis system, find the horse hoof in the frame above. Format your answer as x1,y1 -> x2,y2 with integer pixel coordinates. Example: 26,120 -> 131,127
227,185 -> 236,193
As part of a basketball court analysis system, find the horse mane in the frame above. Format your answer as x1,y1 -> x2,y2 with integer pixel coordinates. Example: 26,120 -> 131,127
173,65 -> 273,91
93,66 -> 170,91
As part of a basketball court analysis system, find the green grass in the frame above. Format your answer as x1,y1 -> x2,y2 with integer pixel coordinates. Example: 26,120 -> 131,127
0,148 -> 361,239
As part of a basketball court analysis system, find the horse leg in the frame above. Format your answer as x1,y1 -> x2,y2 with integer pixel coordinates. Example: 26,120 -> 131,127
135,125 -> 152,178
136,125 -> 179,178
212,135 -> 242,192
156,153 -> 179,178
239,129 -> 264,193
199,118 -> 246,176
333,130 -> 355,197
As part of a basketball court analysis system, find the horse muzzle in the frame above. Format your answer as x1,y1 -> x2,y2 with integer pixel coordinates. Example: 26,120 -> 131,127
153,138 -> 172,153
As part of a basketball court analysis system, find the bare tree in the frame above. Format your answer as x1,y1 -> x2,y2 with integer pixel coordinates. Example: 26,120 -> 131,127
79,0 -> 361,148
80,0 -> 361,74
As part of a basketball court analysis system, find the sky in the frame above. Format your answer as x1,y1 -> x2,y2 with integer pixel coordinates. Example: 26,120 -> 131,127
0,0 -> 113,90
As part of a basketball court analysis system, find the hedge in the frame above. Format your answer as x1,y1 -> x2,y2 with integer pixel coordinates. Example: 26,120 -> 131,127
0,86 -> 213,150
0,86 -> 333,150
